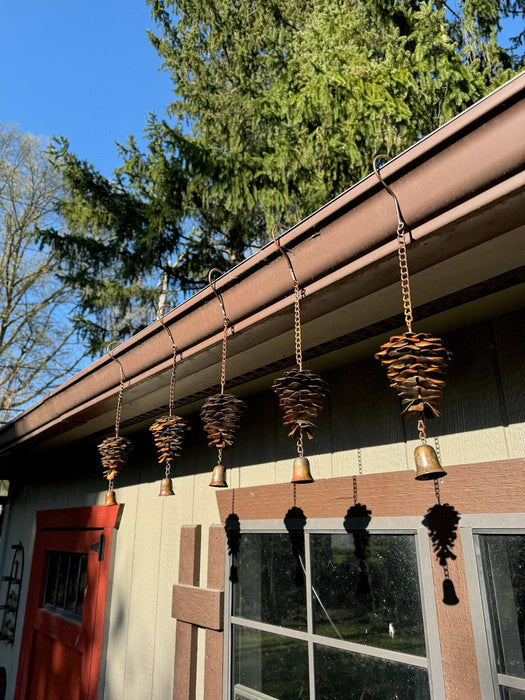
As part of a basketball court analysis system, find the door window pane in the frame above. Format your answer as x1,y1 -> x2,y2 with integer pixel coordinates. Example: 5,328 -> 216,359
43,551 -> 88,621
315,644 -> 430,700
479,535 -> 525,679
310,534 -> 426,655
233,533 -> 307,631
232,624 -> 309,700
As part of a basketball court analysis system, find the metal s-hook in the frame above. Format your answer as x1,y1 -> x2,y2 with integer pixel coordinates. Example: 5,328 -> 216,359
373,154 -> 415,332
271,223 -> 298,285
106,341 -> 127,437
106,341 -> 127,383
157,304 -> 179,417
208,268 -> 233,395
372,154 -> 413,242
208,268 -> 231,327
271,223 -> 304,370
157,304 -> 177,353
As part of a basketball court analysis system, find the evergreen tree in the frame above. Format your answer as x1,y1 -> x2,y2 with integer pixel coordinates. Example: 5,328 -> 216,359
40,0 -> 524,354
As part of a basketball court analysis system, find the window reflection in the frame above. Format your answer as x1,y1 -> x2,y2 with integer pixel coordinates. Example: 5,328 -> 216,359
233,533 -> 307,631
479,535 -> 525,683
311,534 -> 426,655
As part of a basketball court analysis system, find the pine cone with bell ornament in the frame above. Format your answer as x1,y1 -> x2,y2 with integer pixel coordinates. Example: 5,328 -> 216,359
272,368 -> 329,439
375,331 -> 452,418
98,435 -> 133,480
200,393 -> 245,449
150,414 -> 189,465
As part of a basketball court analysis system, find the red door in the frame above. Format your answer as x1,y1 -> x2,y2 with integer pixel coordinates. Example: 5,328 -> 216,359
14,506 -> 121,700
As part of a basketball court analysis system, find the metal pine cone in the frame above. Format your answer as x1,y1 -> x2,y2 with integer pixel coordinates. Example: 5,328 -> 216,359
272,368 -> 329,439
375,331 -> 452,418
200,393 -> 245,449
98,435 -> 133,480
150,415 -> 189,465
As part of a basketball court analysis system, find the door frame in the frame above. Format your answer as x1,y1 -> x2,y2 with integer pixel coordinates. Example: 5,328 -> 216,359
14,505 -> 122,700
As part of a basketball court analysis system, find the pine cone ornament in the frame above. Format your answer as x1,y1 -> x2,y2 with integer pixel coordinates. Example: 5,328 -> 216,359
98,435 -> 133,480
375,332 -> 452,418
200,393 -> 245,449
150,415 -> 189,465
273,368 -> 329,439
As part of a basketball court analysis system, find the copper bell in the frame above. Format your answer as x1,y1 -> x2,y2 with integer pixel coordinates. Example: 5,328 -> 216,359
414,444 -> 447,481
209,464 -> 228,488
159,477 -> 175,497
291,456 -> 314,484
104,489 -> 117,506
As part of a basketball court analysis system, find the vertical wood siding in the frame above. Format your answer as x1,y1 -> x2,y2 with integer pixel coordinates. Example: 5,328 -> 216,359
0,309 -> 522,699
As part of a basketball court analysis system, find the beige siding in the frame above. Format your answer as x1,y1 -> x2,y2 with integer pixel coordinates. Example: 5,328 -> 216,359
0,309 -> 523,700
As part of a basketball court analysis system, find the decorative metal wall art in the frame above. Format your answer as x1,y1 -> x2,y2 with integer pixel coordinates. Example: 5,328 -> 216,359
200,269 -> 245,488
149,306 -> 190,496
271,224 -> 329,483
372,156 -> 451,481
98,343 -> 133,505
0,542 -> 24,643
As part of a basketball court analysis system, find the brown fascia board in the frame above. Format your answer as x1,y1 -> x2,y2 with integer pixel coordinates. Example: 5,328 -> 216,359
1,72 -> 524,455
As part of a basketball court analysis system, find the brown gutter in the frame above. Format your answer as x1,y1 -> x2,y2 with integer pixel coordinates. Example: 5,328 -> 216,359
0,72 -> 524,454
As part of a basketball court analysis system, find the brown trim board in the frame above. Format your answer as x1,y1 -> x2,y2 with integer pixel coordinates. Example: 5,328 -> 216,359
215,458 -> 525,699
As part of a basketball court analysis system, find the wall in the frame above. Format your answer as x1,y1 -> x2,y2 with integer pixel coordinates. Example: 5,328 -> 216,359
0,307 -> 523,699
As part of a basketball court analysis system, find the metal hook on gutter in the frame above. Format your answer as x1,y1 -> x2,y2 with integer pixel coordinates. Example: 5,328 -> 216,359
156,304 -> 177,354
271,223 -> 298,285
208,268 -> 232,328
372,154 -> 413,242
106,341 -> 127,384
106,341 -> 127,437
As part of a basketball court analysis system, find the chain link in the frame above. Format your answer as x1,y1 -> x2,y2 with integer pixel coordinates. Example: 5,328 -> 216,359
108,478 -> 114,491
296,428 -> 304,457
434,478 -> 441,504
114,367 -> 124,437
417,417 -> 427,443
217,447 -> 223,465
397,222 -> 413,333
220,318 -> 228,394
294,281 -> 303,370
168,346 -> 177,417
165,462 -> 171,479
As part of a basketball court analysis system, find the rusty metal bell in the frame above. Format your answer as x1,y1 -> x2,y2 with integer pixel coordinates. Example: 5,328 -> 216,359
104,489 -> 117,506
291,456 -> 314,484
159,477 -> 175,496
209,464 -> 228,488
414,444 -> 447,481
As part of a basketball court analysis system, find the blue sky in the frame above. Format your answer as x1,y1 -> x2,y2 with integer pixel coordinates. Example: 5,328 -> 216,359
0,0 -> 172,177
1,2 -> 522,179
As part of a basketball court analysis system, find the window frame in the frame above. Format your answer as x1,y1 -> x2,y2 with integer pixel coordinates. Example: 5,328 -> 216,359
223,516 -> 446,700
461,514 -> 525,699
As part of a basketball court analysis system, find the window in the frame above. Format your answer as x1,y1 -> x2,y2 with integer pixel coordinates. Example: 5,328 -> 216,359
226,521 -> 440,699
43,550 -> 88,621
476,533 -> 525,698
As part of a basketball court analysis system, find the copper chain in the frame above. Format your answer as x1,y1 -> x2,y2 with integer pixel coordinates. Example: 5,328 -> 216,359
114,366 -> 124,437
168,345 -> 177,417
417,417 -> 427,443
294,281 -> 303,370
220,318 -> 228,394
397,221 -> 413,333
296,428 -> 304,457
